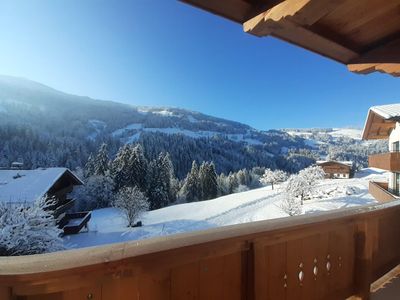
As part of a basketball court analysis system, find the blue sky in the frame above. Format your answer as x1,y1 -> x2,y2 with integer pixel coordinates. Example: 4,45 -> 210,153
0,0 -> 399,130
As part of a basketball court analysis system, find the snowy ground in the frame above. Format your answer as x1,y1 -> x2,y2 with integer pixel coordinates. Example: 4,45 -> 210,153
63,168 -> 388,249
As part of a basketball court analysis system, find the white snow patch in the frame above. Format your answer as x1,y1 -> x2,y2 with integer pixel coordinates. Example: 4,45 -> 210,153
87,119 -> 107,140
330,128 -> 362,140
285,128 -> 362,141
112,123 -> 143,137
153,109 -> 176,117
187,115 -> 199,123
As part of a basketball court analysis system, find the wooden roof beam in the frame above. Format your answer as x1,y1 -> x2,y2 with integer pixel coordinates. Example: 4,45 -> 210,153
348,39 -> 400,77
243,0 -> 358,63
244,0 -> 348,36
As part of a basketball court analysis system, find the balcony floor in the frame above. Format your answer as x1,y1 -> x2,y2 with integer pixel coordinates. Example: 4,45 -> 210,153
371,265 -> 400,300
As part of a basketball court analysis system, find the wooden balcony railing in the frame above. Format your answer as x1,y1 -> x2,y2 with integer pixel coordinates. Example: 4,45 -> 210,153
1,201 -> 400,300
369,152 -> 400,172
369,181 -> 398,202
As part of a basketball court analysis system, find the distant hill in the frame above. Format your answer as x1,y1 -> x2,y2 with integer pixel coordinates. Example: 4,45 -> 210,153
0,75 -> 386,177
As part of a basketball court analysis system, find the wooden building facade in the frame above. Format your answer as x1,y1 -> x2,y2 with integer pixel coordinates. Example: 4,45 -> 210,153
363,104 -> 400,202
316,160 -> 353,179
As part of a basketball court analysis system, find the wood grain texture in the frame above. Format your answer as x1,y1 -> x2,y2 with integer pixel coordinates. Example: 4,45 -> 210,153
4,202 -> 400,299
184,0 -> 400,76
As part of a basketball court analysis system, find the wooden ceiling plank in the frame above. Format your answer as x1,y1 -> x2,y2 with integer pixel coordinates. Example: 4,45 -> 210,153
244,0 -> 348,36
183,0 -> 400,77
271,20 -> 358,62
347,11 -> 400,48
348,38 -> 400,76
245,20 -> 358,63
319,0 -> 400,37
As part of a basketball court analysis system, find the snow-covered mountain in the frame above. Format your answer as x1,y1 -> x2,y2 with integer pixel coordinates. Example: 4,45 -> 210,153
0,75 -> 296,145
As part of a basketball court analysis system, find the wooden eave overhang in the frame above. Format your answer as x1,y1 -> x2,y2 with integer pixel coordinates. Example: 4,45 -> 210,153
317,161 -> 352,169
362,109 -> 398,140
181,0 -> 400,77
63,169 -> 84,186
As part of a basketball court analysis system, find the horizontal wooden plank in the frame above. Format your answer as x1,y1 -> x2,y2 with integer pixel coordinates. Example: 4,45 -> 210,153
243,0 -> 358,63
348,38 -> 400,76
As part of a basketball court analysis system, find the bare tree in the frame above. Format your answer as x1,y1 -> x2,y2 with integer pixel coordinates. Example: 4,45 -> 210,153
113,186 -> 149,227
260,169 -> 288,190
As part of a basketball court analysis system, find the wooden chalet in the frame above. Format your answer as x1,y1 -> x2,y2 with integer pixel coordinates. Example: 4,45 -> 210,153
363,104 -> 400,203
1,1 -> 400,300
0,167 -> 90,234
317,160 -> 353,179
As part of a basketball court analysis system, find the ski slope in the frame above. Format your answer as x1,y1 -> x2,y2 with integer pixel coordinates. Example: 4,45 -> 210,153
64,168 -> 387,249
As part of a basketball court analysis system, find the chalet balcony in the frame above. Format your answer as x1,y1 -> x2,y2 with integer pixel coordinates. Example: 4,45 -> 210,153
369,181 -> 398,203
2,202 -> 400,299
368,152 -> 400,172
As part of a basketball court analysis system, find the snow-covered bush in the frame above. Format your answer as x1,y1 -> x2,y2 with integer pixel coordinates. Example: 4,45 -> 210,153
281,193 -> 302,216
284,174 -> 310,205
298,165 -> 325,186
73,175 -> 115,211
0,198 -> 64,256
234,184 -> 249,193
260,169 -> 288,190
113,186 -> 149,227
284,165 -> 325,204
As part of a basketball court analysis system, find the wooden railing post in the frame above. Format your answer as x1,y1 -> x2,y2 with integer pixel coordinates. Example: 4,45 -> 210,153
0,287 -> 12,300
354,218 -> 379,300
242,240 -> 255,300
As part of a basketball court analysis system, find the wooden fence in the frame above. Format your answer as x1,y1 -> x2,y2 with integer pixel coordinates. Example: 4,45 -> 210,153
1,201 -> 400,300
369,181 -> 397,203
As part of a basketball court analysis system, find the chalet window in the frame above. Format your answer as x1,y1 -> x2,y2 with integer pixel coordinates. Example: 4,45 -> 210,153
395,173 -> 400,196
393,141 -> 400,152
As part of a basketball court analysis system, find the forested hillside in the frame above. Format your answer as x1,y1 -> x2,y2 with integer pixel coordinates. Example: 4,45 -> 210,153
0,75 -> 386,178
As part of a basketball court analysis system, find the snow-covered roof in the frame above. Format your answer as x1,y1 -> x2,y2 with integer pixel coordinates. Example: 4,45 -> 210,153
316,160 -> 353,167
362,104 -> 400,140
370,104 -> 400,120
0,168 -> 83,203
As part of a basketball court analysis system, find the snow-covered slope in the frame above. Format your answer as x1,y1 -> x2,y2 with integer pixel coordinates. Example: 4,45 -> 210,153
285,127 -> 362,142
64,168 -> 386,249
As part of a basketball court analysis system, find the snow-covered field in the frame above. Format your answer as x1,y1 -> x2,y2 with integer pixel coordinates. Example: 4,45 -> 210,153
63,168 -> 387,249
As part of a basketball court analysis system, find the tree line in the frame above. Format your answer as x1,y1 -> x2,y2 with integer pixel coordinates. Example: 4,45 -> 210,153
73,143 -> 269,216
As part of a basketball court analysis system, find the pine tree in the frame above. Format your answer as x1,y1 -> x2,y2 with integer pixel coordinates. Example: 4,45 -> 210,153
199,162 -> 218,200
180,161 -> 201,202
228,172 -> 239,193
110,145 -> 132,191
73,175 -> 115,210
147,158 -> 170,209
159,152 -> 176,203
84,154 -> 96,177
127,144 -> 148,192
93,143 -> 110,176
